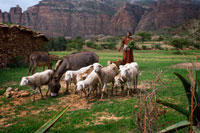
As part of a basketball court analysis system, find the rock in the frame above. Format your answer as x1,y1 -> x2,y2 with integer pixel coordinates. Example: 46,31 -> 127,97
20,91 -> 30,97
111,3 -> 145,34
0,0 -> 200,38
11,91 -> 19,96
14,88 -> 19,91
6,87 -> 13,92
136,0 -> 200,31
5,92 -> 12,99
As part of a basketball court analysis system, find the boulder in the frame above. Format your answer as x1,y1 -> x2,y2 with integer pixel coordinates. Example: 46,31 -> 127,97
20,91 -> 30,97
6,87 -> 13,92
5,92 -> 12,99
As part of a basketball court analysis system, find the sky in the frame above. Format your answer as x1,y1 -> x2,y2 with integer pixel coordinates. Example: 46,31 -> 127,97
0,0 -> 41,12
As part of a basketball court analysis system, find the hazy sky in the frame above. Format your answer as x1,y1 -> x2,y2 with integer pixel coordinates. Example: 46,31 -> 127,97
0,0 -> 41,12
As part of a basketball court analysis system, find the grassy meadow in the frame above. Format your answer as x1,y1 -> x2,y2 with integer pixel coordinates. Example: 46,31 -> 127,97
0,50 -> 200,132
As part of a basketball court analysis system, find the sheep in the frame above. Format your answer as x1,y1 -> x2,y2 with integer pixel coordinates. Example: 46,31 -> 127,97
114,73 -> 125,95
76,69 -> 102,103
55,60 -> 62,70
64,65 -> 94,93
76,66 -> 94,82
20,69 -> 54,101
107,59 -> 124,68
116,62 -> 139,96
93,62 -> 119,100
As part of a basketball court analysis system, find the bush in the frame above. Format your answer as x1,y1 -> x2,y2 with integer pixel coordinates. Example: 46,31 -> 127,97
86,41 -> 103,50
193,43 -> 200,49
8,56 -> 28,67
152,44 -> 163,50
101,42 -> 117,50
66,37 -> 85,51
85,41 -> 99,49
169,38 -> 194,49
136,32 -> 152,43
142,45 -> 147,50
106,36 -> 120,43
46,37 -> 67,51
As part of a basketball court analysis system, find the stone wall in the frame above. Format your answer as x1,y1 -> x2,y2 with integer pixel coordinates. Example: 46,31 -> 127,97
0,23 -> 48,67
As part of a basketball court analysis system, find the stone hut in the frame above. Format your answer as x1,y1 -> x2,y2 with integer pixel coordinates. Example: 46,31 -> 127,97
0,23 -> 48,67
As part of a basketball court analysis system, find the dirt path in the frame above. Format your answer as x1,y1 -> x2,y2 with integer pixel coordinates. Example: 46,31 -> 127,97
171,62 -> 200,70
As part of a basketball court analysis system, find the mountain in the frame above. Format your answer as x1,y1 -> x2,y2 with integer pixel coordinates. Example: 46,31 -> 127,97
0,0 -> 200,37
136,0 -> 200,32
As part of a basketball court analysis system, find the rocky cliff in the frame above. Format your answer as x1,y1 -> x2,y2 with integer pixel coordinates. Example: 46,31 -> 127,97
0,24 -> 48,67
0,0 -> 133,37
0,0 -> 200,37
136,0 -> 200,31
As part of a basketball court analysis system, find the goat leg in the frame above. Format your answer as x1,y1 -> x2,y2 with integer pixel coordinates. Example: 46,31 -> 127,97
100,84 -> 106,100
111,82 -> 114,95
32,64 -> 37,75
121,84 -> 124,96
126,83 -> 130,97
38,87 -> 43,99
74,84 -> 78,94
27,61 -> 33,75
65,82 -> 70,94
33,89 -> 37,102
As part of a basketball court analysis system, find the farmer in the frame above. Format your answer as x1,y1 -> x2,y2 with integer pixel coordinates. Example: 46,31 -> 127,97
118,31 -> 135,64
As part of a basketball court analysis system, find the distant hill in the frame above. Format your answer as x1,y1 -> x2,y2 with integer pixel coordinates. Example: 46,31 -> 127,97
156,19 -> 200,41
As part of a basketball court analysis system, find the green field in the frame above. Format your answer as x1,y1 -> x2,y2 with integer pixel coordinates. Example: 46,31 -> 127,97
0,50 -> 200,132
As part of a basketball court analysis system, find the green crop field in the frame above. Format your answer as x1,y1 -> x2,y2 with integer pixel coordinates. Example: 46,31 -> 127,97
0,50 -> 199,132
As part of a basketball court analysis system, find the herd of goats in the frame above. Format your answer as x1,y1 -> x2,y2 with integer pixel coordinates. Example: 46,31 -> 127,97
20,51 -> 139,102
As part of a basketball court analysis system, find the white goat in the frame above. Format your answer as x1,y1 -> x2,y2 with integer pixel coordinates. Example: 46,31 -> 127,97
93,62 -> 119,100
116,62 -> 139,96
76,66 -> 94,82
64,65 -> 93,93
20,69 -> 54,101
76,69 -> 102,103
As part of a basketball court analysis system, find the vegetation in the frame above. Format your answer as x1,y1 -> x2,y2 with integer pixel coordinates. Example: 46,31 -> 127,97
46,36 -> 120,51
157,68 -> 200,132
1,50 -> 200,132
46,37 -> 67,51
168,38 -> 194,49
136,32 -> 152,43
85,41 -> 102,50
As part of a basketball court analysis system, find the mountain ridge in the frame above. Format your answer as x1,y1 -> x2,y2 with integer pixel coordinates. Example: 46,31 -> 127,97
0,0 -> 200,37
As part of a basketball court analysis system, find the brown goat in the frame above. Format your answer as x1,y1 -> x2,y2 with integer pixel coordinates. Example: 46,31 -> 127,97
27,51 -> 52,75
107,59 -> 124,68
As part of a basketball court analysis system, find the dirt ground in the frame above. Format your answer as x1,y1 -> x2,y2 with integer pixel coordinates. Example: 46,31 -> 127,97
171,62 -> 200,70
0,80 -> 150,128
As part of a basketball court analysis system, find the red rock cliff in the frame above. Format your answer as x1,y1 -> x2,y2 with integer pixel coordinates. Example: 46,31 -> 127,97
0,0 -> 200,37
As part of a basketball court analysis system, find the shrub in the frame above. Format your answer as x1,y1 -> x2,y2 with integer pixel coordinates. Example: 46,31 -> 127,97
85,41 -> 103,50
136,32 -> 152,43
106,36 -> 120,43
101,42 -> 117,50
193,43 -> 200,49
8,56 -> 28,67
66,37 -> 85,51
46,37 -> 67,51
152,44 -> 163,50
86,41 -> 97,48
142,45 -> 147,50
169,38 -> 194,49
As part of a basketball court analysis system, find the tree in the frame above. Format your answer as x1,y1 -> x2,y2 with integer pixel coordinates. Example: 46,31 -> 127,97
169,38 -> 193,49
46,37 -> 67,51
136,32 -> 152,43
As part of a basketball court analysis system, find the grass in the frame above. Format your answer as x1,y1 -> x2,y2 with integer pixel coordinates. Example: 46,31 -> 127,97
0,50 -> 200,132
